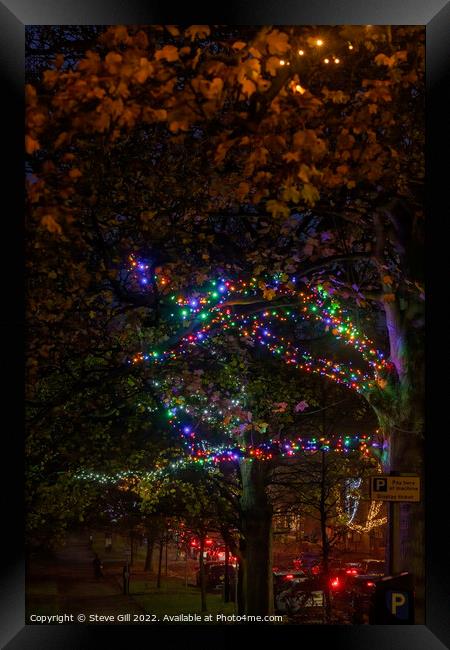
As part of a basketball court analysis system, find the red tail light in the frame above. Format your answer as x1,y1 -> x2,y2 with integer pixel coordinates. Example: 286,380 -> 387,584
346,569 -> 358,575
285,574 -> 294,580
330,577 -> 340,589
367,581 -> 375,588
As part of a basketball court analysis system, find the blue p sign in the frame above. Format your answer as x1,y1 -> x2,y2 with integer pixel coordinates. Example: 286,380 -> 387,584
387,591 -> 409,619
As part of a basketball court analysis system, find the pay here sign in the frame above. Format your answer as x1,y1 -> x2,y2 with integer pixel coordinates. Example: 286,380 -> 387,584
370,475 -> 420,502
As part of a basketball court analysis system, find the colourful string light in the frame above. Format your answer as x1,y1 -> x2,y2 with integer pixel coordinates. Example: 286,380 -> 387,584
76,260 -> 387,486
126,260 -> 389,393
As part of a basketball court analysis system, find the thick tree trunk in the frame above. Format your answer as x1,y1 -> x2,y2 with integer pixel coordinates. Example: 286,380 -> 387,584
386,423 -> 425,623
240,459 -> 273,616
156,537 -> 163,588
372,300 -> 425,623
144,533 -> 154,572
237,542 -> 246,614
367,290 -> 425,623
374,403 -> 425,624
199,535 -> 207,612
224,544 -> 230,602
319,452 -> 332,623
129,531 -> 134,567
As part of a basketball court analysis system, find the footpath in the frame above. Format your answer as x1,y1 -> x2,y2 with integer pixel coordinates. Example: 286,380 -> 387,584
26,535 -> 146,624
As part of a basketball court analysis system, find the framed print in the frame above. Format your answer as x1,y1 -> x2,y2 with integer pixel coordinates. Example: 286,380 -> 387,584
1,1 -> 448,648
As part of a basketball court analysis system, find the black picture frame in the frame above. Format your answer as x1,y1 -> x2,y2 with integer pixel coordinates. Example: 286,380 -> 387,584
1,1 -> 448,648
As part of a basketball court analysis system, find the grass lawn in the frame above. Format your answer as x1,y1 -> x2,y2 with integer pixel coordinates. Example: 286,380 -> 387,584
129,576 -> 236,623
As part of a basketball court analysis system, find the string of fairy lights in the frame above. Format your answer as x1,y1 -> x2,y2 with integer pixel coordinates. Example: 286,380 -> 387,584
127,253 -> 389,463
162,387 -> 381,463
78,254 -> 388,525
77,255 -> 389,529
127,254 -> 390,395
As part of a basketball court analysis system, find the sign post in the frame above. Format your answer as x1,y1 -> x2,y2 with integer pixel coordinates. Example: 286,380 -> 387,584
370,473 -> 420,578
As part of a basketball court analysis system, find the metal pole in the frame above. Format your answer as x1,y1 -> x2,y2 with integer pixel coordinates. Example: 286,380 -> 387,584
234,561 -> 238,614
224,544 -> 230,602
389,471 -> 401,575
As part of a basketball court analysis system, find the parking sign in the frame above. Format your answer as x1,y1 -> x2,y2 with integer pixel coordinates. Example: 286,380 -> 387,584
370,475 -> 420,502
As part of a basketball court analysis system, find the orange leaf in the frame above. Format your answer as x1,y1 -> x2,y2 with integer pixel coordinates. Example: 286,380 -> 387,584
266,30 -> 290,55
297,164 -> 311,183
41,215 -> 62,235
134,30 -> 149,48
25,84 -> 37,103
263,287 -> 277,301
202,77 -> 224,99
266,56 -> 281,77
134,57 -> 154,83
232,41 -> 246,50
166,26 -> 180,36
283,151 -> 300,163
25,135 -> 40,154
110,26 -> 131,45
266,200 -> 290,218
236,182 -> 250,200
54,132 -> 69,148
374,53 -> 396,67
301,184 -> 320,206
105,52 -> 123,74
395,50 -> 408,62
169,120 -> 190,133
282,184 -> 301,203
184,25 -> 210,41
155,45 -> 179,62
249,47 -> 262,59
240,79 -> 256,98
153,109 -> 167,121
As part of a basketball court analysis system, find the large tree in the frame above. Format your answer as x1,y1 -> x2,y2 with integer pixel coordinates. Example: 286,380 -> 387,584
136,336 -> 378,616
26,24 -> 425,618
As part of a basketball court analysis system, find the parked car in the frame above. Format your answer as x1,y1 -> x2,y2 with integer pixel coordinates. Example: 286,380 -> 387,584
360,559 -> 385,576
273,569 -> 308,593
351,573 -> 382,593
293,552 -> 320,566
343,561 -> 363,576
293,554 -> 342,579
275,573 -> 325,615
195,562 -> 236,591
330,558 -> 386,590
329,568 -> 353,593
292,553 -> 322,573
